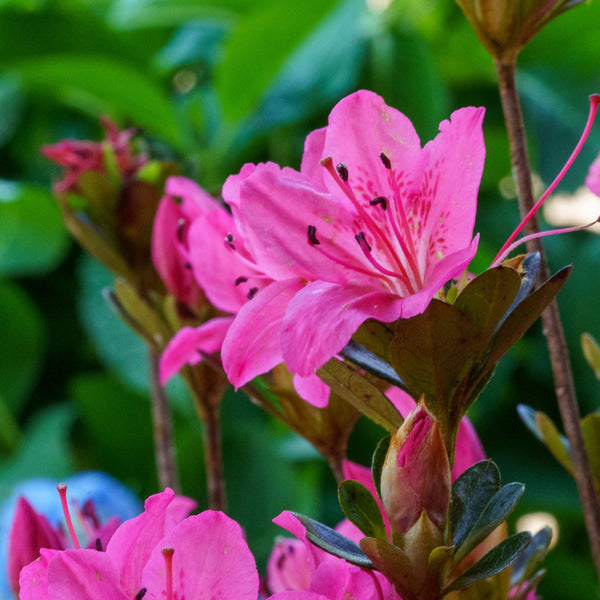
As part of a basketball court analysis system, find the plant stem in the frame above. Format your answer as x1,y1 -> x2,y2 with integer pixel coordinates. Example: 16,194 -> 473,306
203,401 -> 227,511
149,348 -> 180,493
495,58 -> 600,579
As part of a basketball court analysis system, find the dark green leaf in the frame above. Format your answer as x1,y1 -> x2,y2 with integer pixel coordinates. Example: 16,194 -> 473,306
444,532 -> 531,594
0,76 -> 23,147
215,0 -> 338,120
372,435 -> 390,500
455,481 -> 525,564
291,512 -> 373,568
340,340 -> 407,391
511,526 -> 553,585
317,358 -> 403,433
0,181 -> 69,275
450,460 -> 500,550
338,480 -> 387,540
360,537 -> 412,598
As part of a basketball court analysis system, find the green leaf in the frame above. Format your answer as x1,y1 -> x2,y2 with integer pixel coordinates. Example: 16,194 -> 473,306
581,413 -> 600,485
338,479 -> 387,540
371,434 -> 390,500
444,532 -> 531,594
0,279 -> 44,414
581,332 -> 600,381
12,55 -> 181,147
486,266 -> 571,368
511,526 -> 553,586
317,358 -> 403,433
291,512 -> 373,568
360,537 -> 412,597
340,340 -> 407,391
0,180 -> 69,275
450,460 -> 500,550
0,75 -> 23,147
215,0 -> 338,120
454,482 -> 525,564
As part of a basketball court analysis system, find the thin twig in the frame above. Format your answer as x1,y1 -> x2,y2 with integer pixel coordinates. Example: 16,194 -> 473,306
148,348 -> 180,493
495,58 -> 600,579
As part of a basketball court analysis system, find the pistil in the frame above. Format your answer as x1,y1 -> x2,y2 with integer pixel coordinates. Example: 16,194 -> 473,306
57,483 -> 81,550
161,548 -> 175,600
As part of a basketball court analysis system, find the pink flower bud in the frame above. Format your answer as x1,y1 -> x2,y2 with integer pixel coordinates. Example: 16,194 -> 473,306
380,405 -> 451,536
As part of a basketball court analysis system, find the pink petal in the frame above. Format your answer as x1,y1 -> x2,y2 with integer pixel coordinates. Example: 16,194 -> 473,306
159,318 -> 233,384
46,549 -> 130,600
8,497 -> 64,595
165,176 -> 219,214
292,373 -> 330,408
140,511 -> 258,600
453,417 -> 486,479
105,489 -> 194,597
415,106 -> 485,261
19,548 -> 57,600
187,209 -> 265,313
267,537 -> 312,592
232,166 -> 365,283
268,593 -> 332,600
221,279 -> 304,387
300,128 -> 327,187
281,281 -> 420,377
321,90 -> 421,203
385,387 -> 417,418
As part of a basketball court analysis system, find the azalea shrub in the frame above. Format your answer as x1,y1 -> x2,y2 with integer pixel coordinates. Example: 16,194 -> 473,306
2,1 -> 600,600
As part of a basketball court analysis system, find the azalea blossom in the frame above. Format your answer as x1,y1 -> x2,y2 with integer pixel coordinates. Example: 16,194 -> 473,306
157,175 -> 330,407
586,151 -> 600,196
41,117 -> 147,194
18,488 -> 259,600
265,388 -> 485,598
221,90 -> 485,380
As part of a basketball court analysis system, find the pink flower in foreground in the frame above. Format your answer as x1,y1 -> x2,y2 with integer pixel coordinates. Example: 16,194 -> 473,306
157,175 -> 330,407
266,388 -> 486,598
42,117 -> 147,194
18,488 -> 259,600
222,90 -> 485,379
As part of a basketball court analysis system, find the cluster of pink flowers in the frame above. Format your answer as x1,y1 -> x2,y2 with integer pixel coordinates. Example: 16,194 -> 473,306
157,90 -> 485,404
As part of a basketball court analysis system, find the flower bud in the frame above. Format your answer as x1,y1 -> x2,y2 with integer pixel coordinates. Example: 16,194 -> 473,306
454,0 -> 586,63
380,404 -> 451,536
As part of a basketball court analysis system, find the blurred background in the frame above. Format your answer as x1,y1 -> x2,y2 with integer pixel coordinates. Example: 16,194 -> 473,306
0,0 -> 599,597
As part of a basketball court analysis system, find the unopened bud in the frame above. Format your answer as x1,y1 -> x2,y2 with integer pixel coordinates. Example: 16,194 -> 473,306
380,404 -> 451,536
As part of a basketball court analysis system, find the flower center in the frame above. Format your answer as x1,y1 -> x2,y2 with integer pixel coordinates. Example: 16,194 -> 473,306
306,154 -> 426,295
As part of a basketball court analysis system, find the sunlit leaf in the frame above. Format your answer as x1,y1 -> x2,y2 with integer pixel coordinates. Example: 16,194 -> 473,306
338,479 -> 387,540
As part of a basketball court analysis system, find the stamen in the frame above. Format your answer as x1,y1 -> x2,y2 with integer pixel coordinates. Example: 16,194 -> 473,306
336,163 -> 349,182
370,196 -> 388,210
176,219 -> 186,244
96,538 -> 103,551
225,233 -> 235,250
136,588 -> 148,600
247,287 -> 258,300
307,224 -> 320,245
57,484 -> 81,549
234,276 -> 248,286
493,94 -> 600,266
161,548 -> 175,600
356,232 -> 411,282
379,152 -> 392,170
184,262 -> 192,270
491,217 -> 600,267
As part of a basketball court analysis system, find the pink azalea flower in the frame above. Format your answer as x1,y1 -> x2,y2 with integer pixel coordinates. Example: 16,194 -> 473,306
157,175 -> 330,407
222,90 -> 485,379
266,387 -> 486,597
41,117 -> 147,194
18,488 -> 259,600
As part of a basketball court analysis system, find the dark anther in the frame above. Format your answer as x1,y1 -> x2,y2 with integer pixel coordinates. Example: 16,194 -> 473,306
379,152 -> 391,169
176,219 -> 186,243
136,589 -> 148,600
225,233 -> 235,249
235,276 -> 248,286
307,225 -> 320,245
355,231 -> 372,252
369,196 -> 388,210
336,163 -> 349,182
95,538 -> 103,552
184,262 -> 192,270
247,287 -> 259,300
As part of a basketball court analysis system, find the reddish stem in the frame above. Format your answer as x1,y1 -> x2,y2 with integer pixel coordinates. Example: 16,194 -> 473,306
495,58 -> 600,580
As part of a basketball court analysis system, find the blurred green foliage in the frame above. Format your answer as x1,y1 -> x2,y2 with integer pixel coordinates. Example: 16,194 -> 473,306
1,0 -> 599,596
